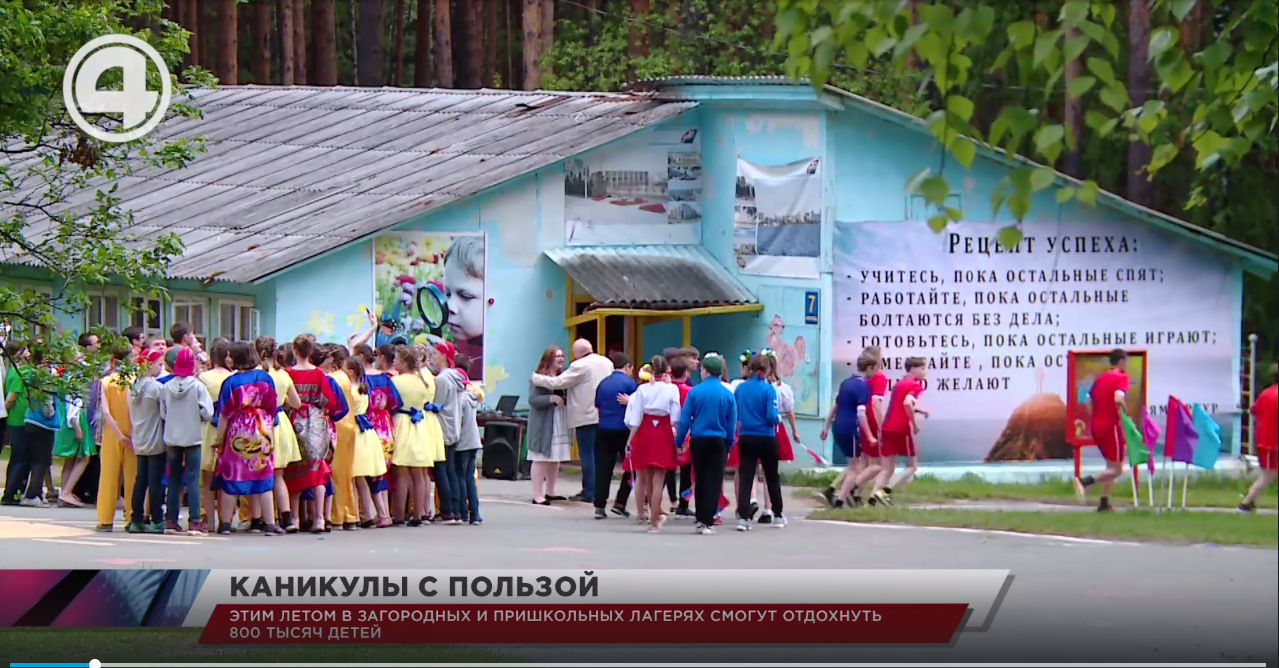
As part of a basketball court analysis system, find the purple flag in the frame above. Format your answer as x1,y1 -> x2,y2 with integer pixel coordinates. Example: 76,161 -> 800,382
1166,396 -> 1198,464
1141,412 -> 1161,473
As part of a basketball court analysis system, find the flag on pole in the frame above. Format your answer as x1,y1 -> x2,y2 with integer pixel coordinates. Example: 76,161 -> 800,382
1190,404 -> 1221,470
1166,396 -> 1198,463
1141,412 -> 1161,474
798,442 -> 830,468
1121,410 -> 1150,468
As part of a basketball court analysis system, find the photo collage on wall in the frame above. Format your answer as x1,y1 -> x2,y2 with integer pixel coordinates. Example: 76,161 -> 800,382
564,125 -> 702,246
734,157 -> 822,278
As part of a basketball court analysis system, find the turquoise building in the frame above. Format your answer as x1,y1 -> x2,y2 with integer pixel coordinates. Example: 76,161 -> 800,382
4,78 -> 1274,465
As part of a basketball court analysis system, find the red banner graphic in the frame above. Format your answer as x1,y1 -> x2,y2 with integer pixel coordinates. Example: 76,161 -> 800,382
200,603 -> 968,644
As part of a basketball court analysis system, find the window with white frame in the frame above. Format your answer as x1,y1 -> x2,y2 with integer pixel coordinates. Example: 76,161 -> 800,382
1,282 -> 54,341
128,296 -> 164,337
171,297 -> 208,345
218,300 -> 258,342
84,293 -> 121,333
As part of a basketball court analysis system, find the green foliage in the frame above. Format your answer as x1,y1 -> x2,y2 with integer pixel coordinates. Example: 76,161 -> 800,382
775,0 -> 1279,248
1,0 -> 204,400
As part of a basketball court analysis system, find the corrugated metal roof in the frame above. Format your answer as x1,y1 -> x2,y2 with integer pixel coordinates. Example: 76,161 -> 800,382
634,75 -> 813,88
635,76 -> 1278,274
545,245 -> 758,309
1,86 -> 696,283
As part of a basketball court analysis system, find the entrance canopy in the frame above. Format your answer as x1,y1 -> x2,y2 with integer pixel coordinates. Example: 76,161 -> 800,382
544,245 -> 762,352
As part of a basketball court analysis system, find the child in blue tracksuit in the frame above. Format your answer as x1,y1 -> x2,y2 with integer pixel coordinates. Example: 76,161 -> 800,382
732,354 -> 780,531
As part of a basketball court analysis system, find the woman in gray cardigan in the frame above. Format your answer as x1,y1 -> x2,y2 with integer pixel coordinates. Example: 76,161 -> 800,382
527,346 -> 570,505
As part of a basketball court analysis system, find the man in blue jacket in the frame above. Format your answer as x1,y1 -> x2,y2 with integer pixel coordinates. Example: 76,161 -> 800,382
675,353 -> 737,535
592,353 -> 637,520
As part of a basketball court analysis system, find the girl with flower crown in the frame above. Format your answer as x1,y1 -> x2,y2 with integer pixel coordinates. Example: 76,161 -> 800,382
624,356 -> 681,533
755,349 -> 798,524
726,350 -> 760,519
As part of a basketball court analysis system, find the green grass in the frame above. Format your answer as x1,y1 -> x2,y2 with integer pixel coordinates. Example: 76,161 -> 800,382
0,628 -> 513,662
782,470 -> 1277,509
809,506 -> 1279,547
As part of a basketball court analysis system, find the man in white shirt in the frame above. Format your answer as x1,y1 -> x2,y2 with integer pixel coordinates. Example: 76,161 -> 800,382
530,339 -> 615,503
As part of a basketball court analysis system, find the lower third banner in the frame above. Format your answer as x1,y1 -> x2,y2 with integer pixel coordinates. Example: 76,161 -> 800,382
200,603 -> 968,644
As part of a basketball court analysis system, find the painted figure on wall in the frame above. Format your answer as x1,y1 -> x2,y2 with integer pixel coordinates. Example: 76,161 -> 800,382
372,233 -> 486,381
764,315 -> 818,415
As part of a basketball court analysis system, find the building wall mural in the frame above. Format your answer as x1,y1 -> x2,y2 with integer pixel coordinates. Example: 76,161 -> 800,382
269,169 -> 566,405
564,122 -> 702,246
372,232 -> 487,380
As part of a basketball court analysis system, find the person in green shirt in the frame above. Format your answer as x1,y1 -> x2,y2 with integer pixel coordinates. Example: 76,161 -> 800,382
3,341 -> 31,505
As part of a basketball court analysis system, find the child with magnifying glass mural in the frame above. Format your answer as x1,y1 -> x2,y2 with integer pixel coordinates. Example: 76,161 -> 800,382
370,233 -> 486,383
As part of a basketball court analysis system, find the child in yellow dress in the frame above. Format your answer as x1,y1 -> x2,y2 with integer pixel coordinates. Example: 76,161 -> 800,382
391,347 -> 444,526
325,345 -> 360,530
344,358 -> 390,526
196,338 -> 233,530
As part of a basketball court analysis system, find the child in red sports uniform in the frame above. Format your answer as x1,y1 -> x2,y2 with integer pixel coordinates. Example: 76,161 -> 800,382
1073,349 -> 1131,512
1241,363 -> 1277,512
871,356 -> 927,506
822,347 -> 885,507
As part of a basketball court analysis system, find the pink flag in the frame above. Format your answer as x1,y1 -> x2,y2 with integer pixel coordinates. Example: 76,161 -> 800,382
1141,412 -> 1161,473
1165,396 -> 1198,464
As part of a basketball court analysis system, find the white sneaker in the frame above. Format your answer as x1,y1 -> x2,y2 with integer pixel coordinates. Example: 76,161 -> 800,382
773,515 -> 787,528
19,497 -> 50,508
735,518 -> 751,532
693,522 -> 705,533
699,525 -> 715,535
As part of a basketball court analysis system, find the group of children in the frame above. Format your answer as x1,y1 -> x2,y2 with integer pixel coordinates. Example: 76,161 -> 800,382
3,319 -> 487,536
587,346 -> 804,534
819,345 -> 928,511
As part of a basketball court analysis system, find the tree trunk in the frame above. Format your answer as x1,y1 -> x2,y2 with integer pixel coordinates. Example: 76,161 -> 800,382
507,0 -> 519,88
521,0 -> 543,89
414,0 -> 433,86
312,0 -> 338,85
181,0 -> 200,68
215,0 -> 238,84
482,0 -> 498,86
434,0 -> 455,87
456,0 -> 483,88
1062,26 -> 1084,178
293,0 -> 308,83
198,0 -> 213,69
251,1 -> 272,83
540,0 -> 553,80
357,0 -> 385,85
627,0 -> 648,62
1180,0 -> 1205,50
278,0 -> 296,85
392,0 -> 407,85
1126,0 -> 1153,206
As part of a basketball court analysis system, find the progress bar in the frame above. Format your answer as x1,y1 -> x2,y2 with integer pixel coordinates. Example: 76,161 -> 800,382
10,663 -> 1270,668
9,655 -> 1268,660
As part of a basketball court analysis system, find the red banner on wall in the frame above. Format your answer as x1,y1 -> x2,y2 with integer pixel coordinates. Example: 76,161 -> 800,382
199,603 -> 968,644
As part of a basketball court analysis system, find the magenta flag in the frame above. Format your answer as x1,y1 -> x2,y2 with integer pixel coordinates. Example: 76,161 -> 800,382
1141,412 -> 1161,473
1165,396 -> 1198,464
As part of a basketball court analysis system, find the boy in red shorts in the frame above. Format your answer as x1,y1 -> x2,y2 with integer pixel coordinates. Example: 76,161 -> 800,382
822,347 -> 885,506
871,356 -> 927,506
1073,349 -> 1130,512
1241,363 -> 1277,512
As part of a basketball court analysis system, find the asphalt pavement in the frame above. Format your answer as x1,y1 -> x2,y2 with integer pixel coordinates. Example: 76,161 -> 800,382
1,475 -> 1275,664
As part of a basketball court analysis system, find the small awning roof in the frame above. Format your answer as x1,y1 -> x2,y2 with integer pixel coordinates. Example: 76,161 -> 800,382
544,245 -> 758,309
